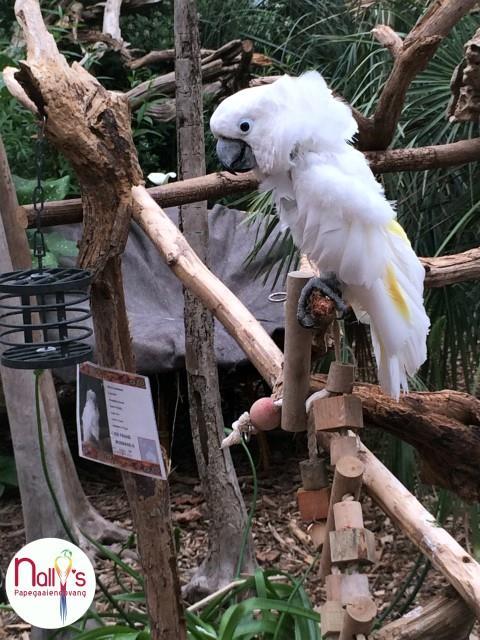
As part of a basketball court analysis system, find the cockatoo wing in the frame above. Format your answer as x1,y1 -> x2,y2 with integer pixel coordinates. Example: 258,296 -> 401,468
285,151 -> 395,287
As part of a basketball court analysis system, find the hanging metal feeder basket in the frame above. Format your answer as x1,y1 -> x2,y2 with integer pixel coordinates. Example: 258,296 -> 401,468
0,267 -> 93,369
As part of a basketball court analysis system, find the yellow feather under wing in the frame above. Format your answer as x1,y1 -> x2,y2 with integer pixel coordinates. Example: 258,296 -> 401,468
385,264 -> 410,321
387,220 -> 411,246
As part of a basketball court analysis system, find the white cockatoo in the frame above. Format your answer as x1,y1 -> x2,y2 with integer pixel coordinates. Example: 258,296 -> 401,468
82,389 -> 100,443
210,71 -> 430,399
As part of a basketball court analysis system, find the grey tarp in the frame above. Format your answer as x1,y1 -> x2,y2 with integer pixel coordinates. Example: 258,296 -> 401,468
55,205 -> 287,375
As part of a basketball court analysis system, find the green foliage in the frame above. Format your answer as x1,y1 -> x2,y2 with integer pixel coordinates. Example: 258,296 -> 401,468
13,174 -> 71,205
66,568 -> 321,640
0,455 -> 18,497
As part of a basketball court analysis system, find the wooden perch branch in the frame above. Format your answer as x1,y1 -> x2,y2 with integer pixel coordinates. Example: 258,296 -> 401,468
371,593 -> 475,640
360,0 -> 478,149
23,134 -> 480,225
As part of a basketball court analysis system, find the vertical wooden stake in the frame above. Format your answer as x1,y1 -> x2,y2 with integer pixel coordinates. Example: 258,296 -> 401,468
319,456 -> 364,582
281,270 -> 314,432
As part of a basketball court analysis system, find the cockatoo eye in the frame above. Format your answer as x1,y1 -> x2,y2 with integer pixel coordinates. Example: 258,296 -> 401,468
239,119 -> 253,134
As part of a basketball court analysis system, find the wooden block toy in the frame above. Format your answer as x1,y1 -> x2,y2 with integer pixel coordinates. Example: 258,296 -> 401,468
341,574 -> 370,605
300,457 -> 328,490
330,435 -> 358,465
326,573 -> 370,605
326,362 -> 355,394
313,395 -> 364,432
329,528 -> 376,566
333,500 -> 364,530
325,573 -> 342,602
320,600 -> 344,637
339,596 -> 377,640
308,521 -> 326,548
297,486 -> 330,522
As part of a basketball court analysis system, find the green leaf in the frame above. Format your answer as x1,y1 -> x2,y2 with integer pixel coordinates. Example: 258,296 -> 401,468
0,455 -> 17,487
45,231 -> 79,258
12,175 -> 71,205
218,597 -> 320,640
69,626 -> 144,640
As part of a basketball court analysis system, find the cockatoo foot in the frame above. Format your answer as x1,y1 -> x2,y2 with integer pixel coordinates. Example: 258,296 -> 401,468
297,274 -> 347,328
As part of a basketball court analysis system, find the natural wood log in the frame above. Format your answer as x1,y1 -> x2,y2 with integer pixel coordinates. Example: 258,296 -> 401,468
281,271 -> 313,432
447,27 -> 480,122
371,25 -> 403,58
131,185 -> 284,387
127,58 -> 225,107
351,383 -> 480,503
319,456 -> 365,581
102,0 -> 123,40
326,362 -> 355,394
128,47 -> 215,69
334,501 -> 365,530
320,600 -> 344,637
313,395 -> 364,432
361,0 -> 478,149
330,527 -> 377,565
8,2 -> 187,638
371,593 -> 475,640
297,487 -> 330,522
422,245 -> 480,286
174,0 -> 254,600
330,436 -> 358,465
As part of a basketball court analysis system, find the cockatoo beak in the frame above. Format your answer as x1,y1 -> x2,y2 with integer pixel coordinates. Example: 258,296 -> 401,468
216,137 -> 256,173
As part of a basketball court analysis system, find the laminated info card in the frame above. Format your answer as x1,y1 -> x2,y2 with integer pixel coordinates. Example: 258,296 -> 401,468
77,362 -> 166,479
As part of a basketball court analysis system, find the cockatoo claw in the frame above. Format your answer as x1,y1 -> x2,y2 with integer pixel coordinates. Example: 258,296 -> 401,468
297,274 -> 348,328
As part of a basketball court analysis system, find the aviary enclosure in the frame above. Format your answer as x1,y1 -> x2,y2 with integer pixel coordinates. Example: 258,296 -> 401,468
0,0 -> 479,639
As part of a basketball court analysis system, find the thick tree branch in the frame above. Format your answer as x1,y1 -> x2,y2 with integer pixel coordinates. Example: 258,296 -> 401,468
359,0 -> 478,150
371,593 -> 474,640
102,0 -> 123,41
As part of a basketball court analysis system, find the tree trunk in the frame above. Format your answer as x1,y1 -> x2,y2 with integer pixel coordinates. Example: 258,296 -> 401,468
174,0 -> 254,600
6,2 -> 186,638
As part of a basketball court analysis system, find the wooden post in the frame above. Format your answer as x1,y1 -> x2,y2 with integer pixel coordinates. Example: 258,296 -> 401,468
319,456 -> 364,581
339,596 -> 377,640
174,0 -> 254,597
281,270 -> 314,432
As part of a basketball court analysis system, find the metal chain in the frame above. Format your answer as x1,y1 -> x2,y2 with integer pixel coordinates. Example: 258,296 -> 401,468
32,117 -> 47,270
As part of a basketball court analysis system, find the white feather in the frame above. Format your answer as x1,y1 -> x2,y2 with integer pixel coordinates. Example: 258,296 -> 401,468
210,71 -> 430,399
